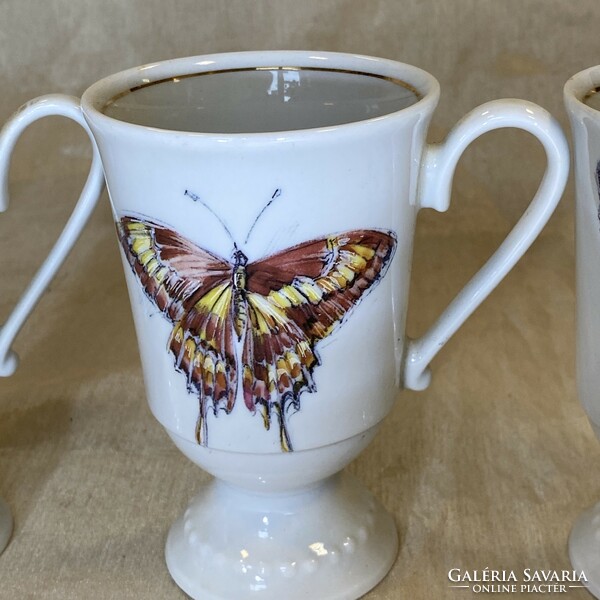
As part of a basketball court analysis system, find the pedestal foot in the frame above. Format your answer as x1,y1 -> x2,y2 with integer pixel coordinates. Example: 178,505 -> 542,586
569,501 -> 600,598
166,472 -> 398,600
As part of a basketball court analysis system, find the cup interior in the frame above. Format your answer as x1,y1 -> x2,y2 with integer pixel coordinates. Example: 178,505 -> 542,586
102,66 -> 420,134
584,86 -> 600,111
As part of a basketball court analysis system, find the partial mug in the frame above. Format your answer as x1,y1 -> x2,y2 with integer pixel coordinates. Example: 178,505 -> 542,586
1,51 -> 569,600
564,65 -> 600,600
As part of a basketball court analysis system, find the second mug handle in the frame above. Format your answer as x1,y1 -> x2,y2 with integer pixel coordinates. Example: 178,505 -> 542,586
403,99 -> 569,391
0,94 -> 105,376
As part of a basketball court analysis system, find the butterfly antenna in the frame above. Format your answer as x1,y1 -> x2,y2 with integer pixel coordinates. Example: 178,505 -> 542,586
244,188 -> 282,244
185,190 -> 235,245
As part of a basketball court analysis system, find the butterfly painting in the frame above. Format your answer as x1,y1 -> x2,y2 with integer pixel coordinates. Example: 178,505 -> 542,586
117,194 -> 396,452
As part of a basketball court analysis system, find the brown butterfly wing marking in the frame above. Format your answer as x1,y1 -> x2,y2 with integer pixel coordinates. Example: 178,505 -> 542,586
243,230 -> 397,451
117,216 -> 237,445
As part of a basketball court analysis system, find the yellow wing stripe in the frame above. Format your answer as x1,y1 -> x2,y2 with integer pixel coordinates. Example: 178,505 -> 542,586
280,285 -> 306,305
184,338 -> 196,361
268,290 -> 292,309
125,226 -> 171,283
346,244 -> 375,260
137,248 -> 154,265
268,279 -> 324,308
131,232 -> 152,254
127,221 -> 148,232
154,266 -> 169,284
173,325 -> 184,343
194,282 -> 231,317
262,241 -> 374,313
243,365 -> 253,387
316,275 -> 341,293
285,351 -> 303,379
247,294 -> 288,333
203,355 -> 215,380
267,363 -> 277,393
337,264 -> 355,282
346,252 -> 367,271
145,258 -> 161,276
312,243 -> 375,293
296,280 -> 323,303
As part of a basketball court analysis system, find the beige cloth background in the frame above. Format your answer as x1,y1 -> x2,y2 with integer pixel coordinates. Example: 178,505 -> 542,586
0,1 -> 598,598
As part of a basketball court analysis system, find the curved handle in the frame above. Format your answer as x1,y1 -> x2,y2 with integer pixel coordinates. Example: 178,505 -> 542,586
0,94 -> 104,376
403,99 -> 569,391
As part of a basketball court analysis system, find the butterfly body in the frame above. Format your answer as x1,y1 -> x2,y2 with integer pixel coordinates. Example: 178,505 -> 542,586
118,214 -> 397,452
231,248 -> 249,339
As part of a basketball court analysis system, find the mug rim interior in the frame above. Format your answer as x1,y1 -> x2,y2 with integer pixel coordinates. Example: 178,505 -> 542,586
81,50 -> 440,139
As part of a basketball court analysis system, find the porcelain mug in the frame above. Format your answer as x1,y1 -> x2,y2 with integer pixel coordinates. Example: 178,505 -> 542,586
564,66 -> 600,600
0,52 -> 568,600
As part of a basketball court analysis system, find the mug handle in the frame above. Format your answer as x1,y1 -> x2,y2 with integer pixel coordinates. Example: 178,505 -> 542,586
0,94 -> 104,376
403,99 -> 569,391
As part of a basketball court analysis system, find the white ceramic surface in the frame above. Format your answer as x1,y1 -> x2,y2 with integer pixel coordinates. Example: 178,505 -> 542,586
569,501 -> 600,598
0,51 -> 569,599
166,471 -> 398,600
565,66 -> 600,599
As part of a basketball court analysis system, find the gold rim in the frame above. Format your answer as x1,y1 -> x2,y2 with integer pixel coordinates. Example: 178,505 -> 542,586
583,86 -> 600,105
104,65 -> 421,108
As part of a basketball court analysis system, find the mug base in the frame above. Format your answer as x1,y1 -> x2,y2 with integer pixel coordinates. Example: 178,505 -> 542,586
165,471 -> 398,600
569,500 -> 600,598
0,497 -> 12,554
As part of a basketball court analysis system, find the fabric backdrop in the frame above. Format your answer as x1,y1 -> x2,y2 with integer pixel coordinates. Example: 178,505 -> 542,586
0,2 -> 598,599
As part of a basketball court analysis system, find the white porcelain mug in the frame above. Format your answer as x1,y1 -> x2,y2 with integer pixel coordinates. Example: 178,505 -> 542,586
1,52 -> 568,599
564,66 -> 600,600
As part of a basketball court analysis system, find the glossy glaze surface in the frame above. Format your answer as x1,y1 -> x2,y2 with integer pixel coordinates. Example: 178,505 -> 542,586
565,65 -> 600,599
81,51 -> 440,454
166,472 -> 398,600
569,502 -> 600,599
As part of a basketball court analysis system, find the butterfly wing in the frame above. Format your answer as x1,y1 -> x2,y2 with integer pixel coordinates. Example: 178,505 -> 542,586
243,230 -> 397,451
117,216 -> 237,444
